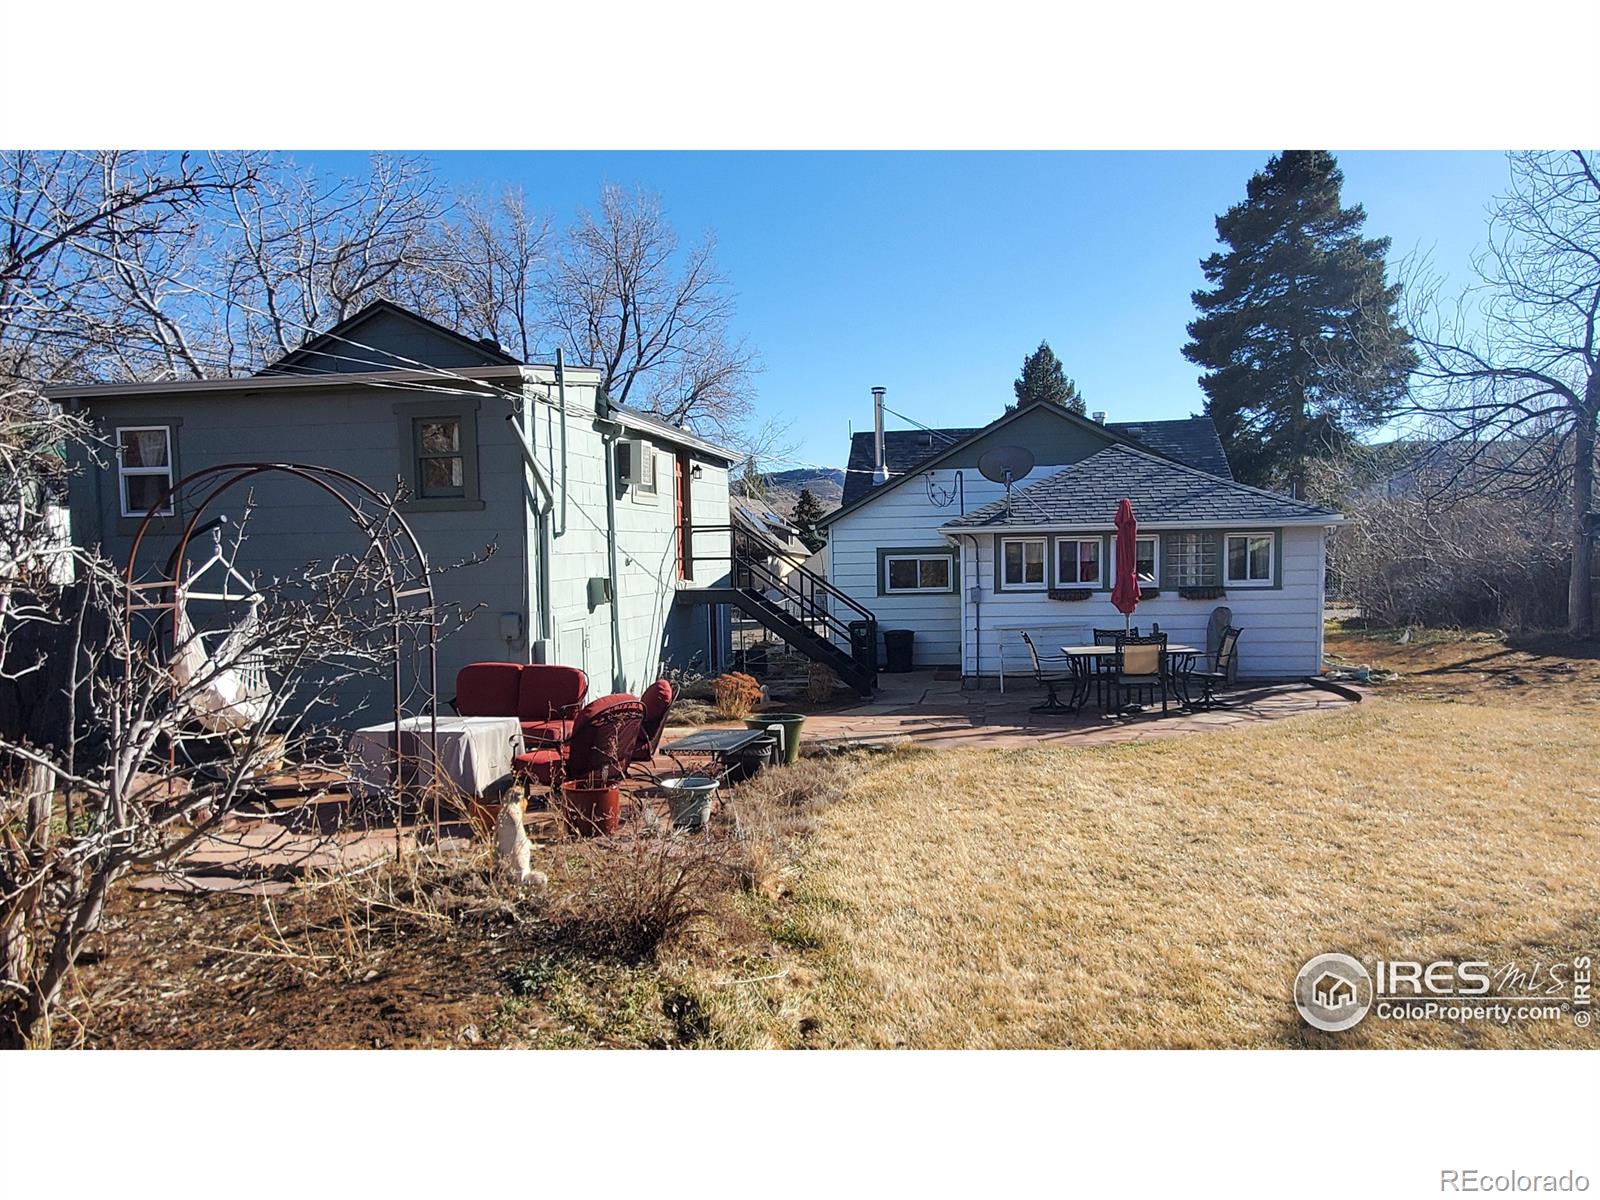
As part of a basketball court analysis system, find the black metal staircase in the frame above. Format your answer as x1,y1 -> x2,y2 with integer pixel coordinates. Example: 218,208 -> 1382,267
679,526 -> 878,696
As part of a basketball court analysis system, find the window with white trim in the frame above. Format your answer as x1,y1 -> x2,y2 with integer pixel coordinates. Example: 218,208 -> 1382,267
1054,537 -> 1102,586
1225,532 -> 1274,586
1000,537 -> 1047,589
883,553 -> 954,594
117,426 -> 174,517
1114,534 -> 1160,585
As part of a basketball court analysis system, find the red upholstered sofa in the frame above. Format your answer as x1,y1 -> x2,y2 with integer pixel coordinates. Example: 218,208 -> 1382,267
516,664 -> 588,745
450,662 -> 588,747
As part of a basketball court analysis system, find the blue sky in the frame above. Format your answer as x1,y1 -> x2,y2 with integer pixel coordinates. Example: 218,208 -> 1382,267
308,151 -> 1513,474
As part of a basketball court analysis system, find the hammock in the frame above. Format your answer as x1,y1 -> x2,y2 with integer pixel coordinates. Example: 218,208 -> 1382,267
169,539 -> 271,733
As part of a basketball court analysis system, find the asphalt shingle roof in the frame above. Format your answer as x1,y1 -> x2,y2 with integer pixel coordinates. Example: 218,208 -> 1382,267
838,414 -> 1231,508
941,444 -> 1341,529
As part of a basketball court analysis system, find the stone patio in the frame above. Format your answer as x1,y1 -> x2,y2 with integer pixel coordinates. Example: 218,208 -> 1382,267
705,670 -> 1365,753
134,673 -> 1361,896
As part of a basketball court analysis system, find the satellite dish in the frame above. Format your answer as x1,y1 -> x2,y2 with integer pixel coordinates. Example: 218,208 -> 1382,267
978,446 -> 1035,485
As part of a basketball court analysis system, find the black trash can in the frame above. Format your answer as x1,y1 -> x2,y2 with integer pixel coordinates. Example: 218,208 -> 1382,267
883,628 -> 915,673
848,619 -> 878,671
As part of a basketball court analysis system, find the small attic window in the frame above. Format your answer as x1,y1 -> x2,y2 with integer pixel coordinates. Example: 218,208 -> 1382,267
393,398 -> 483,511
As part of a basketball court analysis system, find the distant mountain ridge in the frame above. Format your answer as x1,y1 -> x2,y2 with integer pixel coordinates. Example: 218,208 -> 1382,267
733,466 -> 844,516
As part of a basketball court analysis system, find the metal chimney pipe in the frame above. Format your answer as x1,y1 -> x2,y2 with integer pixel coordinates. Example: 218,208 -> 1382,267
871,386 -> 887,483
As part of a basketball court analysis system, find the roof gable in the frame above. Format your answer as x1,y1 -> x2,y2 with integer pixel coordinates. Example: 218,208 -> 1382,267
942,444 -> 1341,529
828,401 -> 1215,525
260,299 -> 522,375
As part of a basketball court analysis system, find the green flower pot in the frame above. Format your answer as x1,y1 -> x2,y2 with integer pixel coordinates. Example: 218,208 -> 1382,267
743,713 -> 806,765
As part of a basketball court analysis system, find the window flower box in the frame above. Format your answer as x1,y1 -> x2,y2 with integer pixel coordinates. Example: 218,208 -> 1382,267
1139,586 -> 1161,600
1178,585 -> 1227,600
1047,587 -> 1093,602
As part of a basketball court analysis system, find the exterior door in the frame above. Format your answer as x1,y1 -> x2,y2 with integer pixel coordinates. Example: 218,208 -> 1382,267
675,451 -> 693,580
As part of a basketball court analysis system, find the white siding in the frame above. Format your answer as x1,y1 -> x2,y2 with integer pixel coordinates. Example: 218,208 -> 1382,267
962,525 -> 1328,679
828,468 -> 1331,680
827,468 -> 1011,667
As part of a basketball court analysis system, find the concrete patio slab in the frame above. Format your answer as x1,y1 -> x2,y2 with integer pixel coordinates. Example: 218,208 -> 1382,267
661,671 -> 1365,754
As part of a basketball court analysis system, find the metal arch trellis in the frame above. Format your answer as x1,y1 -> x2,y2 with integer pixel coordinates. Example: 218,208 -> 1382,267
121,462 -> 440,813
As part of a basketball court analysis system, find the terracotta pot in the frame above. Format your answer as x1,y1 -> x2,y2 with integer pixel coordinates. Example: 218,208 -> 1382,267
463,797 -> 502,838
560,780 -> 621,837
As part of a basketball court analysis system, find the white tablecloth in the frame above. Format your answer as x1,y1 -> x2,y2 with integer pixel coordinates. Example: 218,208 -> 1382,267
347,715 -> 522,799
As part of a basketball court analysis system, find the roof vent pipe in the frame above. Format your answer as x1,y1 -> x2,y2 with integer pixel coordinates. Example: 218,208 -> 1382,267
1090,410 -> 1107,424
871,387 -> 888,484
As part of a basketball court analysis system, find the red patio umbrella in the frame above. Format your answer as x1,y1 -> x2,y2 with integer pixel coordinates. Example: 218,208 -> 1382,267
1110,498 -> 1140,633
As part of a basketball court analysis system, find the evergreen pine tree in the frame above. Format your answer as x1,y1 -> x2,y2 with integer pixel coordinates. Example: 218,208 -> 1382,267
1010,341 -> 1086,413
790,488 -> 828,553
1183,151 -> 1416,491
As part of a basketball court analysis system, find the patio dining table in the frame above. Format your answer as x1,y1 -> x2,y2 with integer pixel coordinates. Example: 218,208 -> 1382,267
1058,642 -> 1204,713
1058,642 -> 1201,657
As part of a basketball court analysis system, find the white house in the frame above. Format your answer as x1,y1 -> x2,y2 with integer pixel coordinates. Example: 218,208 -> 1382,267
820,391 -> 1343,683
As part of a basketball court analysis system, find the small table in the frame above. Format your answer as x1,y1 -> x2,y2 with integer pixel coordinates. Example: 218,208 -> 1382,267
347,715 -> 522,800
660,727 -> 778,782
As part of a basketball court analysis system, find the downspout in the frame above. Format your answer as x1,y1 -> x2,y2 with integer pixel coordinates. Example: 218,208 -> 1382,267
594,390 -> 626,692
506,393 -> 555,652
555,347 -> 569,538
961,533 -> 981,684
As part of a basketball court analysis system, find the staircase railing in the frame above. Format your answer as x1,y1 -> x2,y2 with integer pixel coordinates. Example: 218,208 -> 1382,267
691,523 -> 878,666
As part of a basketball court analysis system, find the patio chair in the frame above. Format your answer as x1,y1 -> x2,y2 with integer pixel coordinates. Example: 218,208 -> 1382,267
517,664 -> 589,747
513,693 -> 646,787
1186,626 -> 1242,710
631,679 -> 675,767
1092,626 -> 1139,643
1020,632 -> 1078,714
1089,628 -> 1137,710
1106,632 -> 1169,716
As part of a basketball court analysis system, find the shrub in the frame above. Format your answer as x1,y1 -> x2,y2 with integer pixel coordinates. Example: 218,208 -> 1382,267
712,672 -> 763,719
806,663 -> 842,704
1310,449 -> 1574,632
543,822 -> 738,960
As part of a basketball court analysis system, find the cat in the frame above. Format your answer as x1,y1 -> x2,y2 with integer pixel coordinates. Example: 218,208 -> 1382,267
495,793 -> 534,885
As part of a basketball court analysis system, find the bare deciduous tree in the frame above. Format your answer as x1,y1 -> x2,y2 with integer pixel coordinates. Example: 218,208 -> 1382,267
205,152 -> 447,372
0,151 -> 253,384
545,184 -> 760,440
1400,150 -> 1600,637
401,189 -> 551,361
1308,445 -> 1570,630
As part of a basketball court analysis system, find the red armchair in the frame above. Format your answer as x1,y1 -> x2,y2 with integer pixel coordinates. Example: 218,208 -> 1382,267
632,679 -> 675,764
514,693 -> 646,786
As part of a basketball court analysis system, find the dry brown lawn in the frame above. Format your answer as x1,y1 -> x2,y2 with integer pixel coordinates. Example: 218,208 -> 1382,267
771,628 -> 1600,1048
66,625 -> 1600,1050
